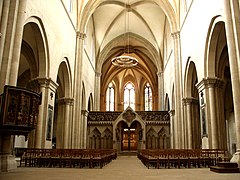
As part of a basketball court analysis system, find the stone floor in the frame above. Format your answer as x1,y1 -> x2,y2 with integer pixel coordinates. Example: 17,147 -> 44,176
0,156 -> 239,180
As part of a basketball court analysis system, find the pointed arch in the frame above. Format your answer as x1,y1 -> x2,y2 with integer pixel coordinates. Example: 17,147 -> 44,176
23,16 -> 50,77
184,59 -> 198,98
57,58 -> 73,98
204,15 -> 225,77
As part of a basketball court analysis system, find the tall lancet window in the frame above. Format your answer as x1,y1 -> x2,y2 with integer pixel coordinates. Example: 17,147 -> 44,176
124,82 -> 135,110
106,82 -> 114,111
145,83 -> 152,111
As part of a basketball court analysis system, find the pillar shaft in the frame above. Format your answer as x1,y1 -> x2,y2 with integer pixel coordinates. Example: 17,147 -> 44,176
9,0 -> 27,85
186,102 -> 193,149
157,72 -> 164,110
94,72 -> 101,111
72,32 -> 86,148
223,0 -> 240,152
169,110 -> 175,148
0,0 -> 11,71
171,31 -> 184,149
208,86 -> 218,148
35,78 -> 58,148
57,98 -> 74,149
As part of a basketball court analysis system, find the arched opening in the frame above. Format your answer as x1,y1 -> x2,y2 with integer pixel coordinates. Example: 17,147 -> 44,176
106,82 -> 115,111
88,93 -> 93,111
15,20 -> 47,153
124,82 -> 135,110
205,18 -> 235,152
53,60 -> 72,149
144,83 -> 153,111
90,128 -> 101,149
102,128 -> 113,149
116,120 -> 142,152
184,60 -> 201,149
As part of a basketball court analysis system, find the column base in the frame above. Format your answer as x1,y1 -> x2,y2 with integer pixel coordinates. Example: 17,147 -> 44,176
201,137 -> 209,149
0,154 -> 17,172
230,151 -> 240,168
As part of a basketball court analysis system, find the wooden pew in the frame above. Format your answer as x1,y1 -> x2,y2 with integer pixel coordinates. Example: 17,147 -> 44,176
137,149 -> 229,169
20,148 -> 117,168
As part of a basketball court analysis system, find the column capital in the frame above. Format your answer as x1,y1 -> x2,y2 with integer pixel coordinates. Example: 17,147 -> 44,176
34,77 -> 59,92
171,31 -> 180,39
95,71 -> 102,77
157,71 -> 164,77
57,97 -> 74,105
182,97 -> 199,105
28,79 -> 40,91
195,77 -> 224,91
81,109 -> 89,117
168,110 -> 175,117
76,32 -> 86,40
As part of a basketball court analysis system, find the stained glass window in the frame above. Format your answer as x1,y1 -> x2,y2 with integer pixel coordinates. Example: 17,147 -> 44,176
106,82 -> 114,111
145,83 -> 152,111
124,82 -> 135,110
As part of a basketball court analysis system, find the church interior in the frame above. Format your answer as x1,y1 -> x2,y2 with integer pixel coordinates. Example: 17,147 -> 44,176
0,0 -> 240,176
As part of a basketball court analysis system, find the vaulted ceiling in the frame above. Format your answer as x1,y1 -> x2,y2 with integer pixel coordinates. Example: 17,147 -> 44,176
85,0 -> 175,96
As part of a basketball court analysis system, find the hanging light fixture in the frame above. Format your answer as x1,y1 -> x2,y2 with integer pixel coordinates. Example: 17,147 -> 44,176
111,0 -> 138,68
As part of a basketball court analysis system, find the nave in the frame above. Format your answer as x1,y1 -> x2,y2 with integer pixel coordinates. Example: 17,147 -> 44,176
0,155 -> 239,180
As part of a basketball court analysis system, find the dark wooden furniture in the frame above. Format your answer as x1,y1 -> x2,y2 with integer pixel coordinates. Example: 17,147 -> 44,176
20,148 -> 117,169
138,149 -> 229,169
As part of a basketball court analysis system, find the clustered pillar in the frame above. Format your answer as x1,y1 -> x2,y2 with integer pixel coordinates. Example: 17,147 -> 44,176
171,31 -> 184,149
223,0 -> 240,166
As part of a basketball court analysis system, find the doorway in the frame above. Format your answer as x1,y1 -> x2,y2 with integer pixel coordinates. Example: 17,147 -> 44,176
119,121 -> 141,152
122,128 -> 137,151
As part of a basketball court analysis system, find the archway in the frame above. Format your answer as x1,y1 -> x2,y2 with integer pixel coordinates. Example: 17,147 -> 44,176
204,17 -> 234,151
53,60 -> 72,149
184,60 -> 201,149
117,120 -> 142,152
15,20 -> 48,151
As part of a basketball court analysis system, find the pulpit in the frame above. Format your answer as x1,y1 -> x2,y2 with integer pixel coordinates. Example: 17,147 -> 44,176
0,85 -> 41,172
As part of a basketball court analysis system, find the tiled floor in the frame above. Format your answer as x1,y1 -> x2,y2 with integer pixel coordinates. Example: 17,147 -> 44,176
0,156 -> 239,180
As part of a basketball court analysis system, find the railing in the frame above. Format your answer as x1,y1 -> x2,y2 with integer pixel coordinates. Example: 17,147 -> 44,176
88,111 -> 170,123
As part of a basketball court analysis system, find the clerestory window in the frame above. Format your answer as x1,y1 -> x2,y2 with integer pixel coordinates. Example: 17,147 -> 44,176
145,83 -> 152,111
106,82 -> 114,111
124,82 -> 135,110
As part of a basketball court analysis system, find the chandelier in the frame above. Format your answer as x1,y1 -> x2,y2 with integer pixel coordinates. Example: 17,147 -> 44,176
111,1 -> 138,68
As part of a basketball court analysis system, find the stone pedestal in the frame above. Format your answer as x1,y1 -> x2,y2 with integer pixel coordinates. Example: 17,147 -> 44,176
0,154 -> 17,172
231,151 -> 240,168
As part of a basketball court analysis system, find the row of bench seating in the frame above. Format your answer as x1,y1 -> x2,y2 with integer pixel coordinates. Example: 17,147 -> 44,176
138,149 -> 230,169
20,149 -> 117,168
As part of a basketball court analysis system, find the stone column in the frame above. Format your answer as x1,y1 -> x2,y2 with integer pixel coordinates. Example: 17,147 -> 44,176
169,110 -> 175,148
0,0 -> 11,70
209,84 -> 218,149
57,98 -> 74,149
223,0 -> 240,166
182,99 -> 188,149
183,98 -> 193,149
94,71 -> 102,111
35,78 -> 58,148
171,31 -> 184,149
0,135 -> 17,172
0,0 -> 27,91
192,98 -> 200,149
207,78 -> 219,149
215,80 -> 226,149
9,0 -> 27,85
81,110 -> 89,148
157,71 -> 164,110
196,78 -> 224,149
72,32 -> 86,148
